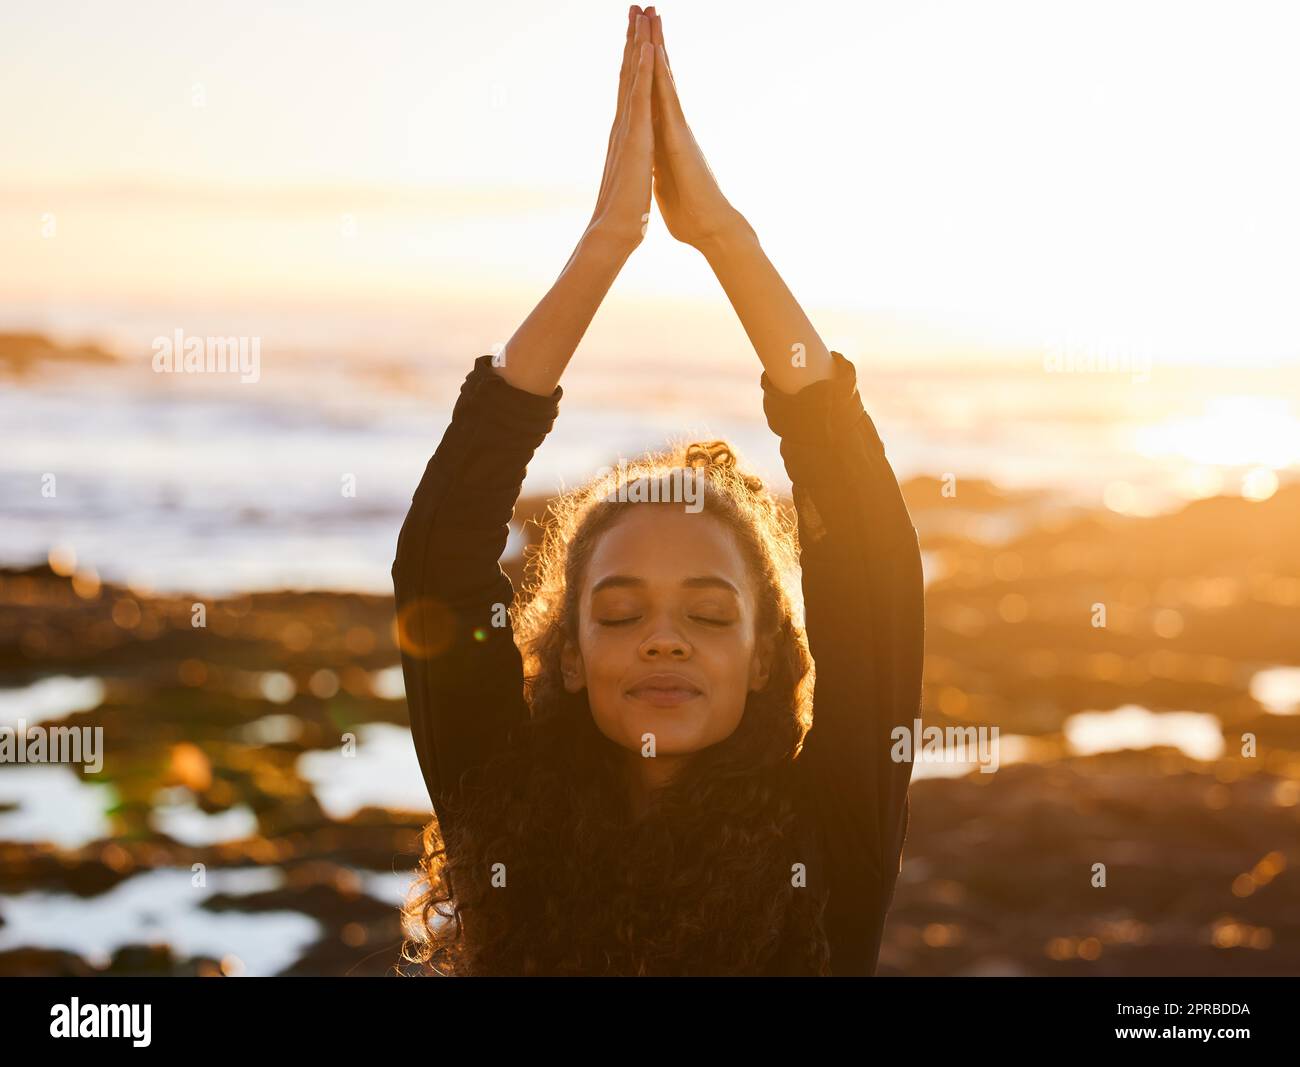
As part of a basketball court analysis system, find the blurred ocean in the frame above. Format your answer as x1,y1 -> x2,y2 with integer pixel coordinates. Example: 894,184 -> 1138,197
4,330 -> 1297,596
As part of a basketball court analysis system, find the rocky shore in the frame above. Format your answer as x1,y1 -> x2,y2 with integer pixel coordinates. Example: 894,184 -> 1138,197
1,476 -> 1296,975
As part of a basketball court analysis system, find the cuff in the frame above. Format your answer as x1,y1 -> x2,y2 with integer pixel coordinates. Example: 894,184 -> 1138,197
457,353 -> 563,436
760,350 -> 866,444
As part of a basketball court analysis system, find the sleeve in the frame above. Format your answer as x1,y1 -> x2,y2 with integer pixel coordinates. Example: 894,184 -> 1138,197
760,350 -> 925,916
391,354 -> 562,826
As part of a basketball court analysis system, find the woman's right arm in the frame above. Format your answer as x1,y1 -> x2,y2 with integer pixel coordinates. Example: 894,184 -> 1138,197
391,233 -> 634,822
391,356 -> 560,822
392,10 -> 658,822
493,9 -> 657,398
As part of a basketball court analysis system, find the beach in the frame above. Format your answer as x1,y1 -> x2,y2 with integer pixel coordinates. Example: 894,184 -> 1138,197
3,334 -> 1296,974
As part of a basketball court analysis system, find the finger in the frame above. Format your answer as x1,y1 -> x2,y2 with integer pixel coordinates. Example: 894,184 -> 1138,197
609,30 -> 654,186
596,9 -> 642,213
647,11 -> 681,120
652,40 -> 687,139
617,9 -> 641,114
606,38 -> 655,234
647,9 -> 664,128
609,22 -> 651,165
628,37 -> 655,134
610,8 -> 638,134
628,13 -> 650,114
650,10 -> 672,72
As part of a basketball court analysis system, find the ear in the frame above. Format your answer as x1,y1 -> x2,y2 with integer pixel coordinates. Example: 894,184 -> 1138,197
561,636 -> 587,693
748,628 -> 777,691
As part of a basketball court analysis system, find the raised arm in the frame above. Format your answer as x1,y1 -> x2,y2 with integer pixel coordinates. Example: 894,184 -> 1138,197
393,9 -> 658,824
392,361 -> 560,824
760,353 -> 925,910
647,9 -> 924,970
703,220 -> 924,962
646,10 -> 834,394
496,9 -> 658,397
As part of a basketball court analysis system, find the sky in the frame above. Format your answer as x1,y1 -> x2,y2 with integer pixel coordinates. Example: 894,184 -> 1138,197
2,0 -> 1298,366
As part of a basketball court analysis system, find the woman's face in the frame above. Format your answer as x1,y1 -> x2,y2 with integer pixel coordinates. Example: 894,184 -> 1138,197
561,505 -> 773,758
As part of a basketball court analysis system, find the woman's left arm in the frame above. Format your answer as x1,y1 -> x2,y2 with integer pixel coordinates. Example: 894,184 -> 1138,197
699,175 -> 925,917
701,225 -> 838,394
759,356 -> 925,975
647,10 -> 924,943
760,354 -> 925,885
646,10 -> 835,394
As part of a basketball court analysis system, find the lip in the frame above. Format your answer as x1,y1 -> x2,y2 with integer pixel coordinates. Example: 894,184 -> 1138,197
626,673 -> 703,707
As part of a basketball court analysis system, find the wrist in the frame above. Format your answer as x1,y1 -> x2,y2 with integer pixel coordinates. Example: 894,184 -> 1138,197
578,223 -> 640,269
698,214 -> 759,266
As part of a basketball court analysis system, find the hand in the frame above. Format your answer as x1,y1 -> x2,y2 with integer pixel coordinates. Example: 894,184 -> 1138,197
648,9 -> 753,254
585,8 -> 656,257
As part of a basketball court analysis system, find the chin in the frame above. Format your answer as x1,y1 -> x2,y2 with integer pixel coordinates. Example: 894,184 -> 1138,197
588,704 -> 701,753
639,728 -> 709,756
634,715 -> 702,744
620,706 -> 730,755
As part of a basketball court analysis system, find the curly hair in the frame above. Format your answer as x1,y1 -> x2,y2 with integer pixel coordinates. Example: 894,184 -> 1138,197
398,438 -> 831,975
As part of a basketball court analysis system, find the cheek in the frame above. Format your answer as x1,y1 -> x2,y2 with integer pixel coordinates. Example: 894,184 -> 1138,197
579,627 -> 628,690
696,629 -> 758,689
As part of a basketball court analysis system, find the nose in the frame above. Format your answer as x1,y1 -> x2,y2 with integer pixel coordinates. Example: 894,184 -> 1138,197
639,627 -> 691,660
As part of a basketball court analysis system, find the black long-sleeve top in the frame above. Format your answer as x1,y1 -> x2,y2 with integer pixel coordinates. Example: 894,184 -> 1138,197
391,351 -> 925,976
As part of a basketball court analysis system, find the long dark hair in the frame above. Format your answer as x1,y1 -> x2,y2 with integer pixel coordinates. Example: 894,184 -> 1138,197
399,439 -> 830,974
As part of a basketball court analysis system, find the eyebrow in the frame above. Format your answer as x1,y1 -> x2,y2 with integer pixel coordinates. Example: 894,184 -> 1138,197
590,575 -> 741,597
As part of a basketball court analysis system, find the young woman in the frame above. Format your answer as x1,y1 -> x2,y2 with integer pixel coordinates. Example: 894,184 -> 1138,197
392,7 -> 924,976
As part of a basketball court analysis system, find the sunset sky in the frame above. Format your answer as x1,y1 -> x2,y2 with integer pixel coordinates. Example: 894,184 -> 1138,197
3,0 -> 1298,366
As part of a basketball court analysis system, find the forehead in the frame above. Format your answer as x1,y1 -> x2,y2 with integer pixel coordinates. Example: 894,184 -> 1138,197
583,507 -> 749,593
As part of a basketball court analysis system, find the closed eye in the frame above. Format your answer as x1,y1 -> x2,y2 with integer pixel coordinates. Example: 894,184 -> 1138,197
597,617 -> 641,627
690,616 -> 733,627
